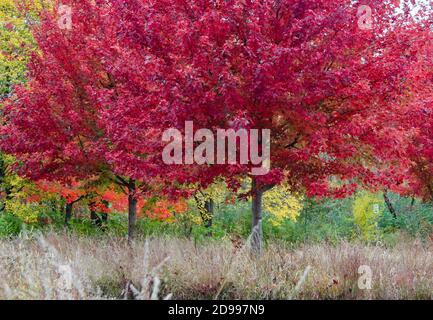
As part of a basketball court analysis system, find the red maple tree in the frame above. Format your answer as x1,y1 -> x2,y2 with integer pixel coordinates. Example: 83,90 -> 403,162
1,0 -> 176,239
147,0 -> 431,252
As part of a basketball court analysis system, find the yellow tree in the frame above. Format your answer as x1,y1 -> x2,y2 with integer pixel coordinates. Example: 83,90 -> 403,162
352,192 -> 384,242
0,0 -> 50,97
0,0 -> 50,212
263,184 -> 303,227
194,181 -> 230,232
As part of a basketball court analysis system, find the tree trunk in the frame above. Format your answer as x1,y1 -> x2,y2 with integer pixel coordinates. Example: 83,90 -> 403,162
204,198 -> 214,236
101,213 -> 108,231
64,203 -> 73,227
0,156 -> 5,213
128,179 -> 137,242
251,178 -> 263,256
410,197 -> 415,210
383,190 -> 397,219
90,208 -> 103,227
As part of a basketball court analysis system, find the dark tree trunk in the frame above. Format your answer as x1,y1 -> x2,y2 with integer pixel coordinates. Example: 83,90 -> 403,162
101,213 -> 108,231
64,203 -> 73,227
50,200 -> 57,213
128,179 -> 137,242
204,198 -> 214,236
383,190 -> 397,219
90,209 -> 103,227
204,199 -> 214,228
251,178 -> 263,256
410,197 -> 415,210
0,156 -> 5,213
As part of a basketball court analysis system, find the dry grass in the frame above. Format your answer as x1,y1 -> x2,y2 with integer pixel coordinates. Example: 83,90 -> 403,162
0,232 -> 432,300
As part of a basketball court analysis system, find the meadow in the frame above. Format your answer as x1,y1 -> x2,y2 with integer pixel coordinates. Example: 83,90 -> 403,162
1,193 -> 433,300
1,232 -> 432,300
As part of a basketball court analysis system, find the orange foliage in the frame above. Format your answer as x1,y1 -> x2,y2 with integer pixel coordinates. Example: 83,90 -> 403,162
25,181 -> 187,221
142,198 -> 188,221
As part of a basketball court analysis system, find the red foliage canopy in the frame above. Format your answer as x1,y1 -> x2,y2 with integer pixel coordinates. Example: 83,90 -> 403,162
1,0 -> 431,207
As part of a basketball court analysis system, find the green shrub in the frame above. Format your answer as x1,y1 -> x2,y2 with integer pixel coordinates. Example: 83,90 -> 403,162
0,213 -> 22,237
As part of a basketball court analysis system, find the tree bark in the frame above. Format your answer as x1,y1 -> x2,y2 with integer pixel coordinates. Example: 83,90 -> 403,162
410,197 -> 415,210
383,190 -> 397,219
102,213 -> 108,223
128,179 -> 137,242
64,196 -> 85,227
101,213 -> 108,231
0,156 -> 6,213
204,198 -> 214,236
90,208 -> 103,227
64,203 -> 73,227
251,178 -> 263,256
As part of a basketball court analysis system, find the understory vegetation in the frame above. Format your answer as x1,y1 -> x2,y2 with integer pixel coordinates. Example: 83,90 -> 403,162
1,191 -> 432,246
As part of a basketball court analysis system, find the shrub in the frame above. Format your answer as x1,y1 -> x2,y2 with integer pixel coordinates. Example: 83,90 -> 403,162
352,192 -> 384,242
0,213 -> 22,237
